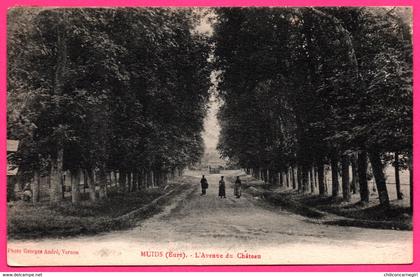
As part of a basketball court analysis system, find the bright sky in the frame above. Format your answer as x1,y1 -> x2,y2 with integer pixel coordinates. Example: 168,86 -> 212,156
202,90 -> 221,152
194,9 -> 221,153
201,58 -> 221,154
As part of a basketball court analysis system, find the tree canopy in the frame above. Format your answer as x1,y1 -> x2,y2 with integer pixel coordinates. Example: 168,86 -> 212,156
8,8 -> 212,200
213,7 -> 412,206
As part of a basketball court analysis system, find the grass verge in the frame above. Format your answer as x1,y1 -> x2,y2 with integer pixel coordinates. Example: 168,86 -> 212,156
8,181 -> 191,240
241,175 -> 412,231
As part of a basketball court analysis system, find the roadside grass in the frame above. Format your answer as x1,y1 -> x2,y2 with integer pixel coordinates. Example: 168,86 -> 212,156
297,193 -> 412,222
240,174 -> 412,230
8,178 -> 196,240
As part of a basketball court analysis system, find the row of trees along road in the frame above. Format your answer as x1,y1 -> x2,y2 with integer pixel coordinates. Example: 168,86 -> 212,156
213,7 -> 412,208
8,8 -> 212,203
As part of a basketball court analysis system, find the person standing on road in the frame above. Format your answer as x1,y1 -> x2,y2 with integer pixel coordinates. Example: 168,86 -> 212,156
200,175 -> 208,195
234,176 -> 242,198
218,176 -> 226,198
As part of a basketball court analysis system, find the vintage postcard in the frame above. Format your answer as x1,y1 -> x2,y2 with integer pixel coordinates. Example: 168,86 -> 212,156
6,6 -> 413,266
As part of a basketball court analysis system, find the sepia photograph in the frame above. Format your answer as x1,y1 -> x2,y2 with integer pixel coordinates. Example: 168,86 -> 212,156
6,6 -> 413,266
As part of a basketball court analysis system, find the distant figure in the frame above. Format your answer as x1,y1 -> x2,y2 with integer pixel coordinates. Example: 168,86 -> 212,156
234,176 -> 242,198
22,183 -> 32,202
200,175 -> 208,195
218,176 -> 226,198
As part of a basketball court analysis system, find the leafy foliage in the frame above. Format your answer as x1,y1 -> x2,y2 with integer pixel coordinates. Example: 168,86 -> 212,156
213,7 -> 412,204
8,8 -> 212,184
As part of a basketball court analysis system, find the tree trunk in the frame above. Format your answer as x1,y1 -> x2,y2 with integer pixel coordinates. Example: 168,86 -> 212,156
71,169 -> 81,204
32,170 -> 40,203
309,167 -> 314,193
139,170 -> 143,190
159,170 -> 164,187
262,169 -> 267,183
110,173 -> 113,188
145,170 -> 149,189
138,169 -> 144,190
49,148 -> 64,203
341,154 -> 351,202
145,170 -> 149,188
162,171 -> 168,187
113,170 -> 119,186
50,11 -> 67,203
57,150 -> 64,201
350,154 -> 359,194
409,156 -> 413,211
302,168 -> 309,193
145,171 -> 150,188
156,170 -> 161,187
394,152 -> 403,200
151,171 -> 155,187
279,171 -> 283,186
317,161 -> 325,196
132,170 -> 138,191
369,151 -> 389,207
313,167 -> 318,188
272,170 -> 278,186
160,171 -> 164,187
131,171 -> 136,190
127,171 -> 132,192
98,165 -> 107,199
286,170 -> 290,187
62,173 -> 65,200
297,166 -> 302,192
331,155 -> 339,198
164,171 -> 169,186
83,171 -> 87,194
324,171 -> 328,194
119,169 -> 127,192
87,169 -> 96,202
142,169 -> 149,189
267,169 -> 270,183
292,166 -> 296,189
358,150 -> 369,203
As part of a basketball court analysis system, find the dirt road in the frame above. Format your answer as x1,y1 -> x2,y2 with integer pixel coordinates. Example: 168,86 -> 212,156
8,170 -> 412,266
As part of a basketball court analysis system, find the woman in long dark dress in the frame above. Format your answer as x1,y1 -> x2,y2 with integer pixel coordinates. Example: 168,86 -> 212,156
218,176 -> 226,198
234,176 -> 242,198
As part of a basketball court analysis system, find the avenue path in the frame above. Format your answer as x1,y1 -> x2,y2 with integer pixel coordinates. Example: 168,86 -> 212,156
8,170 -> 412,266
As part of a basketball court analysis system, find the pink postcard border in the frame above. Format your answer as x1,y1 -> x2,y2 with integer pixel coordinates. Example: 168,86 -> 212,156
0,0 -> 417,272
